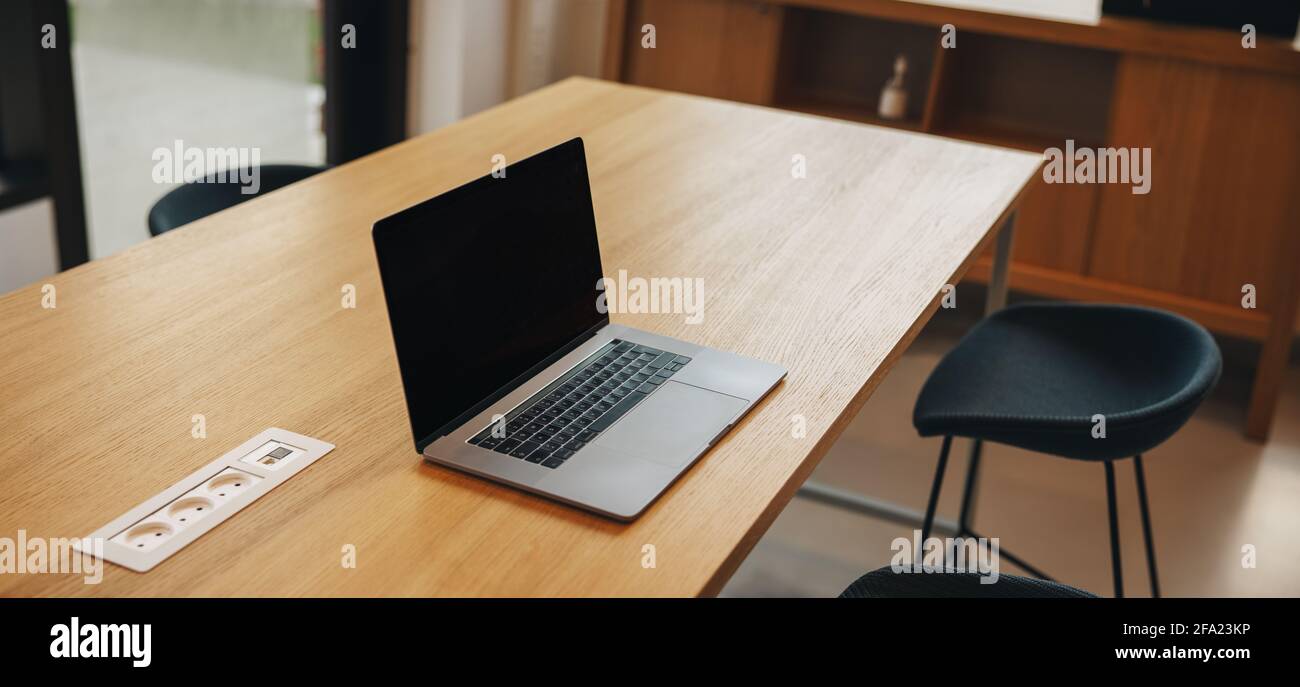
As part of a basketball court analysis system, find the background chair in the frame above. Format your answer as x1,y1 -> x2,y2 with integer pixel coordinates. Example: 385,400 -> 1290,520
911,303 -> 1221,597
147,164 -> 328,236
842,565 -> 1097,598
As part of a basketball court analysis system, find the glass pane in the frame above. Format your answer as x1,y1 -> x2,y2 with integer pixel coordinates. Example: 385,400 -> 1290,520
70,0 -> 324,257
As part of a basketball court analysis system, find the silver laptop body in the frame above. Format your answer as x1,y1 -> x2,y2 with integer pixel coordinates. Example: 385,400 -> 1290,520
426,322 -> 784,520
374,138 -> 785,520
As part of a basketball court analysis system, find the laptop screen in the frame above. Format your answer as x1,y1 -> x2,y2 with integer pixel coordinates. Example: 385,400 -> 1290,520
373,138 -> 607,451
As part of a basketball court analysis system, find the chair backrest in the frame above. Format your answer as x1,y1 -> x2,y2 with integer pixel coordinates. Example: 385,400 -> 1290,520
147,164 -> 328,236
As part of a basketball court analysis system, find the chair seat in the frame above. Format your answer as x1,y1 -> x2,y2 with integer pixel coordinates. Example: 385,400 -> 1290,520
841,565 -> 1096,598
913,303 -> 1220,461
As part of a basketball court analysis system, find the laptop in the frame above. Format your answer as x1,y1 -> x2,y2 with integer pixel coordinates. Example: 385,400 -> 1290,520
372,138 -> 785,520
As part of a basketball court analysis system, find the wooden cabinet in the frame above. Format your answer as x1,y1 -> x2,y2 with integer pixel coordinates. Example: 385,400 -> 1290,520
1092,57 -> 1300,312
1090,56 -> 1300,436
1014,182 -> 1098,275
609,0 -> 784,104
604,0 -> 1300,440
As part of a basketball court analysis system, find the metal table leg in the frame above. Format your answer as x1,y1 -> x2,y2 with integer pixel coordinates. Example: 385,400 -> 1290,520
956,211 -> 1017,529
985,211 -> 1016,311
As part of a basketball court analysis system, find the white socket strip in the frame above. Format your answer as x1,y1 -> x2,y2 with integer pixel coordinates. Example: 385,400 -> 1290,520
77,428 -> 334,572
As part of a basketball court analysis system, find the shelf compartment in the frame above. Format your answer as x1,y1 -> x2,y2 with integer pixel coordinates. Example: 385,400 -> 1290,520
773,8 -> 939,128
931,32 -> 1117,150
778,93 -> 926,131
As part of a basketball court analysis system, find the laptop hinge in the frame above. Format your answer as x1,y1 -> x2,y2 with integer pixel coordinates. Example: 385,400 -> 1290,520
415,318 -> 610,453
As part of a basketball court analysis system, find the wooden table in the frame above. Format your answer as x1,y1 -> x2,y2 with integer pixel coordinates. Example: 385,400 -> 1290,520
0,77 -> 1039,596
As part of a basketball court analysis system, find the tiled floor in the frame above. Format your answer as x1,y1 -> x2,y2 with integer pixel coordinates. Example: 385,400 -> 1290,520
721,297 -> 1300,598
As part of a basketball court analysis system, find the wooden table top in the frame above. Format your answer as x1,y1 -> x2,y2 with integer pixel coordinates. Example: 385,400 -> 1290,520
0,77 -> 1039,596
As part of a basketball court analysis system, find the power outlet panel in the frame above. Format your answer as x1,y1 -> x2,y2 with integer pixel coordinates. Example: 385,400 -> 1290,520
79,428 -> 334,572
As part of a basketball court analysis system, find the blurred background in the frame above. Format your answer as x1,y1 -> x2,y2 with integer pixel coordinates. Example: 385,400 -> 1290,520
3,0 -> 1299,596
0,0 -> 607,283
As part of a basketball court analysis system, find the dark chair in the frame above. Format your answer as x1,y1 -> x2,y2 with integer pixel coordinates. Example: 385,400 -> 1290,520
841,565 -> 1097,598
147,164 -> 328,236
911,303 -> 1221,597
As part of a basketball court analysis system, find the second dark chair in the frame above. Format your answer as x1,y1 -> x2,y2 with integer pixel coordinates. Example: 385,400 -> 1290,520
842,565 -> 1097,598
148,164 -> 328,236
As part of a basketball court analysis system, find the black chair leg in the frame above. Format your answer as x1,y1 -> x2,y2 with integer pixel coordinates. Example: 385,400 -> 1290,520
1133,454 -> 1161,598
920,435 -> 953,556
957,439 -> 983,532
1104,460 -> 1123,598
949,440 -> 1051,581
933,442 -> 1154,598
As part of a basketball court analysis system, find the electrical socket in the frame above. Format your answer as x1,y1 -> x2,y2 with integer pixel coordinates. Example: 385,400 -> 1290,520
81,428 -> 333,572
108,468 -> 262,552
204,467 -> 260,500
110,520 -> 175,553
166,495 -> 215,525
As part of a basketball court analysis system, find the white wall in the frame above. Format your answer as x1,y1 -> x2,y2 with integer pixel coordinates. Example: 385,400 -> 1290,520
0,199 -> 58,293
406,0 -> 607,135
407,0 -> 511,134
511,0 -> 608,94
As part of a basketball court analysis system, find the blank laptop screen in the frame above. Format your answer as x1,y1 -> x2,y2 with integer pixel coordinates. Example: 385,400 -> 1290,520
373,138 -> 607,451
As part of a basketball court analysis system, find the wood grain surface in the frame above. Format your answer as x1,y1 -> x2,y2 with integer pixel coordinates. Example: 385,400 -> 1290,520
0,77 -> 1039,596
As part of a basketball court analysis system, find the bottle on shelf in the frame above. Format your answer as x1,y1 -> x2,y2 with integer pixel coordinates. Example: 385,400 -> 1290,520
878,54 -> 908,121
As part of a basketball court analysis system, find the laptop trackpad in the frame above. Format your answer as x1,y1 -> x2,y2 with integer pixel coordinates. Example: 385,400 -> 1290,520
593,381 -> 747,468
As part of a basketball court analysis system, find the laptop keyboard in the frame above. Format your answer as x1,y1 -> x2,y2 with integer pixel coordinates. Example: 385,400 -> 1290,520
467,339 -> 691,469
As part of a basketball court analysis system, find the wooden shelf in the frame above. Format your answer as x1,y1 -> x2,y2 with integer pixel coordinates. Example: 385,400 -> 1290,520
772,0 -> 1300,77
962,258 -> 1272,341
777,92 -> 924,131
934,116 -> 1090,152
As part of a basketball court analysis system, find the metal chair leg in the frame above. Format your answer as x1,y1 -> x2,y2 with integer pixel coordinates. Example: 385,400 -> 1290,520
1133,454 -> 1161,598
958,438 -> 983,532
920,436 -> 953,557
1104,460 -> 1123,598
